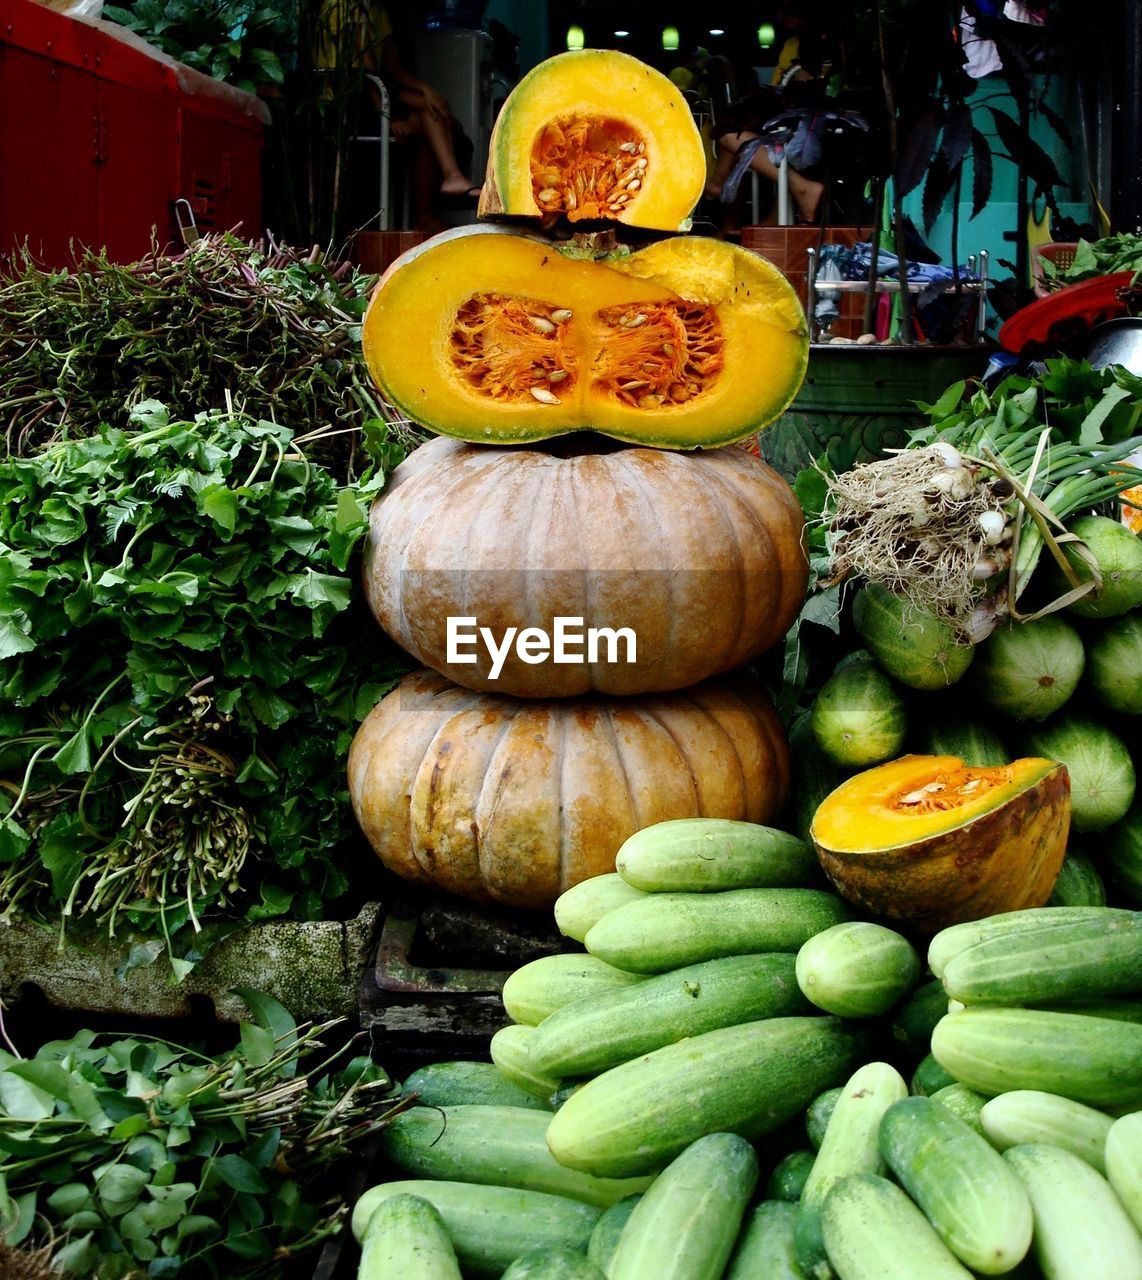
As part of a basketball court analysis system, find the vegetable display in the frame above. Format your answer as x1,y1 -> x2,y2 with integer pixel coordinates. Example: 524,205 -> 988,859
0,991 -> 400,1277
361,229 -> 808,449
347,827 -> 1140,1277
362,435 -> 807,697
477,49 -> 706,231
0,405 -> 406,960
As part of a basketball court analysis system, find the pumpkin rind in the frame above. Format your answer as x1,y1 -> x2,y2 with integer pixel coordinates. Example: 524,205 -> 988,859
361,230 -> 808,450
348,669 -> 791,908
363,435 -> 808,697
811,755 -> 1070,933
478,50 -> 705,231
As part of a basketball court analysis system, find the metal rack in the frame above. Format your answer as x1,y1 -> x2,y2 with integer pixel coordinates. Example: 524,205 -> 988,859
807,246 -> 992,341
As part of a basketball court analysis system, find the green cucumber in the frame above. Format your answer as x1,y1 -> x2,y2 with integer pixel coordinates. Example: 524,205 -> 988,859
502,954 -> 645,1025
928,1084 -> 987,1133
401,1061 -> 552,1111
608,1133 -> 759,1280
1106,1112 -> 1142,1233
357,1193 -> 462,1280
931,1008 -> 1142,1109
1106,805 -> 1142,905
940,913 -> 1142,1006
911,1053 -> 957,1097
926,906 -> 1128,979
796,922 -> 921,1018
980,1091 -> 1113,1173
1004,1143 -> 1142,1280
616,819 -> 816,892
767,1150 -> 817,1201
1042,998 -> 1142,1023
820,1175 -> 974,1280
546,1016 -> 858,1178
795,1061 -> 908,1279
490,1025 -> 562,1102
380,1106 -> 653,1208
890,978 -> 950,1052
880,1097 -> 1032,1275
500,1248 -> 606,1279
1047,854 -> 1106,907
806,1087 -> 844,1150
554,874 -> 647,943
586,1195 -> 641,1272
726,1200 -> 809,1280
527,953 -> 810,1078
350,1182 -> 600,1279
584,889 -> 853,974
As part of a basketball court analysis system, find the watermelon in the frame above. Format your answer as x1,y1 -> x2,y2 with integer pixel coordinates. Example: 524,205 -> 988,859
1085,613 -> 1142,715
915,713 -> 1010,766
1023,716 -> 1136,833
1047,853 -> 1107,907
852,584 -> 974,690
1058,516 -> 1142,618
811,658 -> 907,768
1106,806 -> 1142,905
970,617 -> 1085,721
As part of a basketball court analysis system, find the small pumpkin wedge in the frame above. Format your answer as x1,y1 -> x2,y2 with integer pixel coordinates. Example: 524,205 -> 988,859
363,434 -> 807,697
348,669 -> 790,909
811,755 -> 1070,932
478,49 -> 705,231
361,227 -> 808,449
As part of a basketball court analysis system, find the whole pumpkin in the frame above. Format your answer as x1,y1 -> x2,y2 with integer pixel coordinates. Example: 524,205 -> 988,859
348,668 -> 791,909
362,435 -> 808,697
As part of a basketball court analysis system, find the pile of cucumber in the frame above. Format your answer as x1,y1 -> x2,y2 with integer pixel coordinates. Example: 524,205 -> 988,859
350,820 -> 1142,1279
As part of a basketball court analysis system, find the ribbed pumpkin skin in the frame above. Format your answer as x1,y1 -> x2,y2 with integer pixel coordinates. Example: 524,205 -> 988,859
363,436 -> 808,697
347,669 -> 791,908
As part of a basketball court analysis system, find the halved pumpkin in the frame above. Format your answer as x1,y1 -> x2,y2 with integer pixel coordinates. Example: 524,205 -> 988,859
478,49 -> 705,231
811,754 -> 1070,932
361,228 -> 808,449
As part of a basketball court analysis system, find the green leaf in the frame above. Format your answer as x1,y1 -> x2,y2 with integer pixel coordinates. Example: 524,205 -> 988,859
0,613 -> 36,658
198,485 -> 240,536
0,1067 -> 56,1120
234,987 -> 297,1057
0,817 -> 31,864
111,1113 -> 152,1141
238,1020 -> 275,1066
9,1061 -> 110,1132
51,728 -> 92,775
800,585 -> 843,634
212,1153 -> 267,1194
1078,384 -> 1131,446
289,569 -> 352,612
245,883 -> 294,921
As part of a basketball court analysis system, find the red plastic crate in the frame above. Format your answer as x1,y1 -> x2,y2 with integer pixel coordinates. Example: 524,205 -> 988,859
0,0 -> 268,266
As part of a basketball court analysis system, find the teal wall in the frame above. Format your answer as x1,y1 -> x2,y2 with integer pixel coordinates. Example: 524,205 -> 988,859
901,73 -> 1094,294
484,0 -> 550,73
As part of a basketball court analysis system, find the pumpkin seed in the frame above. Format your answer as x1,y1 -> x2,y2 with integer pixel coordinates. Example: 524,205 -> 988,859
636,158 -> 648,170
530,386 -> 561,405
538,188 -> 559,202
567,191 -> 578,209
662,342 -> 675,355
528,315 -> 556,334
548,370 -> 568,383
550,308 -> 573,323
637,142 -> 646,154
627,179 -> 642,191
619,141 -> 637,153
624,313 -> 647,328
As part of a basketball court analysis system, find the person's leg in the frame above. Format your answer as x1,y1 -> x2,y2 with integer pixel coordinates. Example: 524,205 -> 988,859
403,107 -> 476,195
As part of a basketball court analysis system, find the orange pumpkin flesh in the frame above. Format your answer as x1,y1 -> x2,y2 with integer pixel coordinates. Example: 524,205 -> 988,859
362,229 -> 808,449
348,669 -> 791,909
812,754 -> 1071,932
363,434 -> 808,697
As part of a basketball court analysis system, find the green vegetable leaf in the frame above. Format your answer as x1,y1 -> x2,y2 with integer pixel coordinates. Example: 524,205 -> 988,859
1078,384 -> 1131,446
198,485 -> 240,536
212,1153 -> 267,1194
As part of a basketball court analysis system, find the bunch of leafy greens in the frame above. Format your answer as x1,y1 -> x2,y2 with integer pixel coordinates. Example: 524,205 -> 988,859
1040,232 -> 1142,286
0,990 -> 402,1278
102,0 -> 292,94
0,402 -> 408,961
780,358 -> 1142,705
0,233 -> 419,475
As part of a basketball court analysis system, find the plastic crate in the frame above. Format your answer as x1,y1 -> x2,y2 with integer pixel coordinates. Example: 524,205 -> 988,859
1031,241 -> 1079,297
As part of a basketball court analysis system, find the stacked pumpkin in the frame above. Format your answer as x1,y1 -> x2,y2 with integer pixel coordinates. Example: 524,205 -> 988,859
347,50 -> 813,910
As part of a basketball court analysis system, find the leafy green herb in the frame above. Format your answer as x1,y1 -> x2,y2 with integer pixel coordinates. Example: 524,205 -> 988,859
103,0 -> 293,95
0,233 -> 421,475
0,992 -> 403,1277
1039,232 -> 1142,286
0,403 -> 408,955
